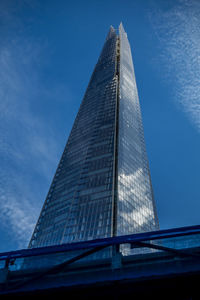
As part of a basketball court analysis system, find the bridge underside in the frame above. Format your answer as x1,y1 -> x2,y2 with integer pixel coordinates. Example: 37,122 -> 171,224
2,246 -> 200,299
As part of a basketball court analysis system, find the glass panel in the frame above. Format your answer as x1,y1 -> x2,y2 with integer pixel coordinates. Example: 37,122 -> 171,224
117,24 -> 159,244
29,27 -> 118,248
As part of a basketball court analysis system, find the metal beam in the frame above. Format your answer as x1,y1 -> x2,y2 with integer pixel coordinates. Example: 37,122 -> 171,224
0,224 -> 200,262
7,245 -> 107,291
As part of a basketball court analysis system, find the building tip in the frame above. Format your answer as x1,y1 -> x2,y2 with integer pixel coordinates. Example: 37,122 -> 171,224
109,25 -> 115,32
106,26 -> 116,40
119,22 -> 124,30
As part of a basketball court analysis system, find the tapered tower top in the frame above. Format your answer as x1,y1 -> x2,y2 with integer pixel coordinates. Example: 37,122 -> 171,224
29,24 -> 159,250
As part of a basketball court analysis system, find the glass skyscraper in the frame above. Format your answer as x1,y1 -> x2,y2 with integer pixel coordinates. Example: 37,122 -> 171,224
29,23 -> 159,249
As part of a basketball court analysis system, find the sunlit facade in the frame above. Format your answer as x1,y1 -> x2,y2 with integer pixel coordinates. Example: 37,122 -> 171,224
29,23 -> 159,249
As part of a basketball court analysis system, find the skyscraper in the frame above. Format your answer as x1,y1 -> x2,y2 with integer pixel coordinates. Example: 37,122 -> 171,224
29,23 -> 159,249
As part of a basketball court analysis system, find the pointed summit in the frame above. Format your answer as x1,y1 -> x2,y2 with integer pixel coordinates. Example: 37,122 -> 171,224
119,22 -> 124,31
119,22 -> 128,39
106,25 -> 116,40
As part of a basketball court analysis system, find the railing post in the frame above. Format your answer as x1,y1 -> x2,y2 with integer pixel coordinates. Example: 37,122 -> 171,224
0,259 -> 9,284
112,244 -> 122,269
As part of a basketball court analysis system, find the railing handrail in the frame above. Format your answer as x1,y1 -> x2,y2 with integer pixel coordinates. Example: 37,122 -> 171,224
1,224 -> 200,261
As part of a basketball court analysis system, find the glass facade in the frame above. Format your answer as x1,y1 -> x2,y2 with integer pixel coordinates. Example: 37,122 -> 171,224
29,24 -> 159,249
117,24 -> 159,237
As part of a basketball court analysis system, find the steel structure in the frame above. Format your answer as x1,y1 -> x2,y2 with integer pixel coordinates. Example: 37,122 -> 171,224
0,225 -> 200,298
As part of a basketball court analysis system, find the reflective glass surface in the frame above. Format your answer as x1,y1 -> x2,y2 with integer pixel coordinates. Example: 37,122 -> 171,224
29,24 -> 159,250
117,23 -> 159,236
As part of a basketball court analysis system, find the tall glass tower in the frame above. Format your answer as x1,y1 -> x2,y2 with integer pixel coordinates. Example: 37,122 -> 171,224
29,23 -> 159,249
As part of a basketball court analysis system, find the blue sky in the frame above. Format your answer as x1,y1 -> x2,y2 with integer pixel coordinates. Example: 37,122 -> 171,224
0,0 -> 200,252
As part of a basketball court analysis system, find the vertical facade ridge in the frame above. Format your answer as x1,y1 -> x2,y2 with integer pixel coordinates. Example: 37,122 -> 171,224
112,35 -> 120,237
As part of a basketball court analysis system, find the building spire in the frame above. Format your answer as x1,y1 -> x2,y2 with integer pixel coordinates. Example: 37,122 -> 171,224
119,22 -> 124,28
119,22 -> 128,39
106,25 -> 116,40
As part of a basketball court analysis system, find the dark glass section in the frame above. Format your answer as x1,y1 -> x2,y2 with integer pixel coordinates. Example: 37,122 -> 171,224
29,27 -> 118,248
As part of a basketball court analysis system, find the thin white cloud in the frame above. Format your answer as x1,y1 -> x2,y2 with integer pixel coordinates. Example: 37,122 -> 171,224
118,169 -> 155,229
0,188 -> 37,249
0,2 -> 63,250
149,0 -> 200,131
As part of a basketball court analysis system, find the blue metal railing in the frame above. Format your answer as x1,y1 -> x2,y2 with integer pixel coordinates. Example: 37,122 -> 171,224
0,224 -> 200,294
0,224 -> 200,263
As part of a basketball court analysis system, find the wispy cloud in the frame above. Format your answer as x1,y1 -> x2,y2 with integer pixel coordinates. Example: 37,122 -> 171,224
0,2 -> 63,249
149,0 -> 200,131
